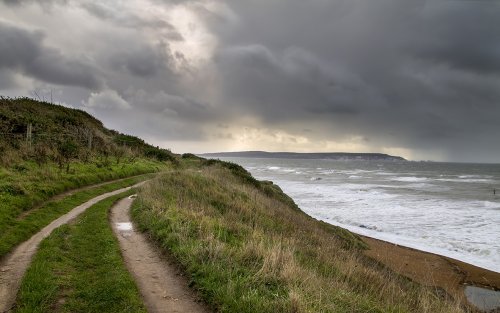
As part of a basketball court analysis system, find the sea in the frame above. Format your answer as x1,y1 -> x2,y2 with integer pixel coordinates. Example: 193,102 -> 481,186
216,157 -> 500,273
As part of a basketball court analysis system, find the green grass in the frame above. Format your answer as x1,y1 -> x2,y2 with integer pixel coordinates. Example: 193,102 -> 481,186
0,168 -> 159,258
15,191 -> 147,313
131,160 -> 463,313
0,158 -> 164,232
0,97 -> 178,167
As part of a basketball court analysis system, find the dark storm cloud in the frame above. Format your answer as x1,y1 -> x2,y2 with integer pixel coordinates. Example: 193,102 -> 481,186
215,45 -> 362,120
1,0 -> 500,161
406,1 -> 500,75
0,21 -> 102,89
201,0 -> 500,161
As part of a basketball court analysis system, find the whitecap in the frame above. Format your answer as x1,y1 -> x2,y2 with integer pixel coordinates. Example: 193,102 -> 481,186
436,178 -> 493,183
391,176 -> 428,182
481,201 -> 500,209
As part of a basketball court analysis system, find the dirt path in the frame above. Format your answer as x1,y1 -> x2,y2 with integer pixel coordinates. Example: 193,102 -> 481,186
110,196 -> 209,313
16,173 -> 151,221
0,181 -> 147,313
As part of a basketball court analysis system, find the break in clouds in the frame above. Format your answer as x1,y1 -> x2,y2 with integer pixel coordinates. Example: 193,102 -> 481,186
1,0 -> 500,162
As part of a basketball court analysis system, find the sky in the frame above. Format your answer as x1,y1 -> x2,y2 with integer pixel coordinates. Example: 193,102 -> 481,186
1,0 -> 499,162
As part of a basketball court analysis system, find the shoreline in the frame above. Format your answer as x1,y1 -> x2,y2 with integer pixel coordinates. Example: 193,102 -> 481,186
320,217 -> 500,274
360,234 -> 500,309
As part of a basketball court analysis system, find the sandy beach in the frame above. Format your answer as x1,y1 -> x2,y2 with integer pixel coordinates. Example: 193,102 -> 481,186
362,235 -> 500,311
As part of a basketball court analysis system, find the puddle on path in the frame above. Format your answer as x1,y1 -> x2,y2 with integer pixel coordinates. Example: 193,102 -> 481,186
116,222 -> 133,231
465,286 -> 500,312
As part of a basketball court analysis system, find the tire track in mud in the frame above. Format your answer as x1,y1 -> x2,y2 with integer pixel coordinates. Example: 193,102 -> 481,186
0,181 -> 147,313
110,196 -> 209,313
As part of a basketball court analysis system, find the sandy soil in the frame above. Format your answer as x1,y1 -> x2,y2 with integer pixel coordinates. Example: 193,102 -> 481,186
0,182 -> 146,313
362,236 -> 500,308
110,196 -> 209,313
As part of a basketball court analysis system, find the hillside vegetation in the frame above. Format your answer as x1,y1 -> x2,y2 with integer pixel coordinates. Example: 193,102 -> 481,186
132,159 -> 463,313
0,97 -> 175,257
2,97 -> 466,312
0,97 -> 176,168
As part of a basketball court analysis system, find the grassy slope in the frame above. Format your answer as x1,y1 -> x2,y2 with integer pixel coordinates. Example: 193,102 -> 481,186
15,191 -> 147,313
132,159 -> 463,313
0,97 -> 175,256
0,168 -> 160,258
0,97 -> 176,163
0,159 -> 161,231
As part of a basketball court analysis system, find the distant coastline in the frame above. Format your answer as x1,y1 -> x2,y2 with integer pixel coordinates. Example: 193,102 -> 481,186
200,151 -> 406,161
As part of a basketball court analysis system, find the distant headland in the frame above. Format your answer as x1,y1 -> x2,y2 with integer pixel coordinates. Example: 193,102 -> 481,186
200,151 -> 406,161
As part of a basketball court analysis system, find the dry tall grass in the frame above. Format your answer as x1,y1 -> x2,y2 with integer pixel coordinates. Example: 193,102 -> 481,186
132,162 -> 467,313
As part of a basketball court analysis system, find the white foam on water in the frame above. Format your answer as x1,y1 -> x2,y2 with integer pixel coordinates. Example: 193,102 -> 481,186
375,171 -> 396,176
437,178 -> 494,183
320,169 -> 337,175
344,169 -> 375,175
231,158 -> 500,273
391,176 -> 428,182
459,175 -> 492,179
482,201 -> 500,209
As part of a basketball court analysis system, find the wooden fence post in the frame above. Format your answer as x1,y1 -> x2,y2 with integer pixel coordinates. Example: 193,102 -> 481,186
26,123 -> 32,149
87,130 -> 93,150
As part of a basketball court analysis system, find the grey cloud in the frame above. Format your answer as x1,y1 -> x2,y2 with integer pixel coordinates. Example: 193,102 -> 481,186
0,21 -> 102,89
1,0 -> 67,5
202,0 -> 500,160
215,45 -> 362,122
1,0 -> 68,12
405,2 -> 500,75
0,23 -> 41,68
28,50 -> 102,89
2,0 -> 500,161
125,89 -> 214,123
82,89 -> 209,141
81,2 -> 183,40
110,46 -> 166,78
0,69 -> 16,89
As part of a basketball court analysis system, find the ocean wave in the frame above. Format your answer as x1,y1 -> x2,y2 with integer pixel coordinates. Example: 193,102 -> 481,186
459,175 -> 492,179
391,176 -> 428,182
481,201 -> 500,209
241,159 -> 500,273
436,178 -> 493,183
375,172 -> 396,176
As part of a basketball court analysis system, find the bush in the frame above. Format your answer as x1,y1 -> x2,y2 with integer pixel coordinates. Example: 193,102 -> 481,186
181,153 -> 202,160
